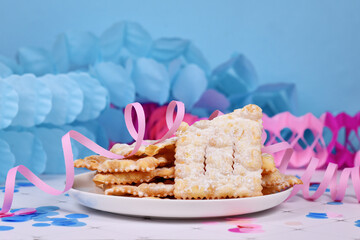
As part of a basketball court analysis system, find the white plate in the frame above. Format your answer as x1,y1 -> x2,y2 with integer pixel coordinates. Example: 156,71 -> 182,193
69,172 -> 292,218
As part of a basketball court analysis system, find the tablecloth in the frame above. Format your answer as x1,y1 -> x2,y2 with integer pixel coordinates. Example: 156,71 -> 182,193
0,170 -> 359,240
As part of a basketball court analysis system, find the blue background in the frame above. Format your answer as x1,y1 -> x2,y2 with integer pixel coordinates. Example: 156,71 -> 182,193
0,0 -> 359,116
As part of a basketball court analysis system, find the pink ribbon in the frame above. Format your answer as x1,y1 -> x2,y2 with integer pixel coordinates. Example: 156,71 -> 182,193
0,101 -> 184,217
263,141 -> 360,202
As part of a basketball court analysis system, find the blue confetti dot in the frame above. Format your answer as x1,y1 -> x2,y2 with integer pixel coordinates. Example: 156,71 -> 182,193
355,220 -> 360,225
50,218 -> 68,222
65,214 -> 89,219
1,215 -> 32,222
64,194 -> 69,197
16,182 -> 34,187
2,188 -> 19,193
32,223 -> 51,227
0,226 -> 14,231
52,218 -> 78,226
27,212 -> 44,218
306,212 -> 328,219
71,221 -> 86,227
45,212 -> 59,217
36,206 -> 60,213
33,217 -> 54,222
51,218 -> 86,227
309,183 -> 330,192
327,201 -> 343,205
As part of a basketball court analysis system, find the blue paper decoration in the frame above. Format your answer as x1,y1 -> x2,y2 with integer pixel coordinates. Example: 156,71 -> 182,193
0,139 -> 15,182
211,53 -> 258,96
100,22 -> 126,61
32,128 -> 69,174
0,131 -> 46,179
183,43 -> 211,75
132,58 -> 170,105
16,47 -> 54,76
4,74 -> 52,127
90,62 -> 135,108
52,34 -> 70,73
0,62 -> 12,78
62,125 -> 96,159
97,107 -> 133,143
124,22 -> 152,57
249,83 -> 297,117
39,74 -> 84,125
67,72 -> 108,121
53,32 -> 99,72
172,64 -> 207,109
212,54 -> 296,115
74,120 -> 109,150
150,38 -> 190,62
0,81 -> 18,129
168,58 -> 183,82
0,55 -> 20,74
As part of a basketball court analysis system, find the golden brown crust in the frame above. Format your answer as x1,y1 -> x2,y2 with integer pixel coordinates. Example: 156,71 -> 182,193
261,153 -> 277,174
110,137 -> 177,157
74,154 -> 174,173
93,167 -> 175,185
104,183 -> 174,197
262,171 -> 302,195
74,155 -> 107,171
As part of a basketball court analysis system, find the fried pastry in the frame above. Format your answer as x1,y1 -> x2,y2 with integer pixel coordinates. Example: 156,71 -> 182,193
74,155 -> 106,171
110,137 -> 177,157
262,174 -> 302,195
174,104 -> 264,199
75,154 -> 174,173
104,182 -> 175,197
93,167 -> 175,185
261,153 -> 302,195
261,153 -> 277,174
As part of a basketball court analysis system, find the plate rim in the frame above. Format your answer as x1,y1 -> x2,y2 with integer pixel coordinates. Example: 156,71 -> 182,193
70,171 -> 293,203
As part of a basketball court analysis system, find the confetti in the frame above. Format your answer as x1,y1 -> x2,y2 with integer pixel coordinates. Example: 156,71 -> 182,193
32,223 -> 51,227
0,226 -> 14,231
65,214 -> 89,219
36,206 -> 60,213
52,218 -> 86,227
355,220 -> 360,228
1,215 -> 32,222
327,201 -> 343,205
306,212 -> 328,219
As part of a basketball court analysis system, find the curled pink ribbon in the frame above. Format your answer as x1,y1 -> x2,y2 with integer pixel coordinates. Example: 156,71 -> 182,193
0,101 -> 184,217
263,142 -> 360,202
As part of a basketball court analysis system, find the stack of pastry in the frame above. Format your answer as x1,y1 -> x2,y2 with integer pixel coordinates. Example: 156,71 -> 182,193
74,138 -> 177,198
75,104 -> 302,199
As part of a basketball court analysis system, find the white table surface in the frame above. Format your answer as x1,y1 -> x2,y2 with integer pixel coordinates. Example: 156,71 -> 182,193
0,169 -> 359,240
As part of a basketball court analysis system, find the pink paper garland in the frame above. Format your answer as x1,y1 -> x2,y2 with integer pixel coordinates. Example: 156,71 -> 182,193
263,112 -> 328,169
1,103 -> 360,218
